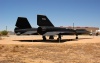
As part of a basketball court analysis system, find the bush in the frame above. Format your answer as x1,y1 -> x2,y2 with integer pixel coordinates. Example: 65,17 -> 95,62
0,32 -> 1,35
1,30 -> 8,36
0,32 -> 1,39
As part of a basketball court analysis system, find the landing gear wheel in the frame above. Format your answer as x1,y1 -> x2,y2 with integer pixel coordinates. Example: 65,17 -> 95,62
76,33 -> 78,39
76,36 -> 78,39
49,36 -> 54,39
57,34 -> 61,42
57,38 -> 61,41
42,36 -> 46,41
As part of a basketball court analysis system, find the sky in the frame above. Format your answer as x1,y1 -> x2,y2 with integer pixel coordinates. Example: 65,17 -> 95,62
0,0 -> 100,31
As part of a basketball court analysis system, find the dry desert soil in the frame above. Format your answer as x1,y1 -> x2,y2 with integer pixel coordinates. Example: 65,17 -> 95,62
0,35 -> 100,63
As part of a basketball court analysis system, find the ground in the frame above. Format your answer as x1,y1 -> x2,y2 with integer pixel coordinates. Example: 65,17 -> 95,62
0,35 -> 100,63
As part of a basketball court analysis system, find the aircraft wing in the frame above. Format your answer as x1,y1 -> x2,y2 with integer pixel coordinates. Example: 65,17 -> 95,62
22,31 -> 37,35
43,31 -> 75,36
43,32 -> 60,36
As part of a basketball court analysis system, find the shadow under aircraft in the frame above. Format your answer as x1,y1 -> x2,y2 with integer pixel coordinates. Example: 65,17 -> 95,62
14,15 -> 89,42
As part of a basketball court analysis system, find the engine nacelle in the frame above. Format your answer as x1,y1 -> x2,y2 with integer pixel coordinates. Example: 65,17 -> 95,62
37,27 -> 47,35
14,27 -> 19,33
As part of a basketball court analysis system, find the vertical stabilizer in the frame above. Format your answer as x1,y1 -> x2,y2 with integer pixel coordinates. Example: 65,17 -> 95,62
37,15 -> 54,27
15,17 -> 32,29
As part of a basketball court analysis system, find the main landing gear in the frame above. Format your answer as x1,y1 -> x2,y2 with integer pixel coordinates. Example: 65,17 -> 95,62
76,34 -> 78,39
57,34 -> 61,42
42,36 -> 54,41
42,36 -> 46,41
49,36 -> 54,39
42,34 -> 78,42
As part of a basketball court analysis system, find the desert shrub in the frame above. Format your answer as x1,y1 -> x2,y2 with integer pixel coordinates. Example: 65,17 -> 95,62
0,32 -> 1,35
1,30 -> 8,36
0,32 -> 1,39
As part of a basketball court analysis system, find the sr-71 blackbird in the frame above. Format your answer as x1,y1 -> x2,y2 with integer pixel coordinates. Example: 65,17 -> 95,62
14,15 -> 89,42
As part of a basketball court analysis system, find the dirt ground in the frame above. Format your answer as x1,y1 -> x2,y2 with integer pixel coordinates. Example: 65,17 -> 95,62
0,35 -> 100,63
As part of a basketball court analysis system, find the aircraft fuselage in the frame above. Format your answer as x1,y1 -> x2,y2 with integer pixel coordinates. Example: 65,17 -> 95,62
37,26 -> 76,35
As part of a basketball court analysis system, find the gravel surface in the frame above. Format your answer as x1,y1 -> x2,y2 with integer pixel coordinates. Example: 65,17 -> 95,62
0,35 -> 100,63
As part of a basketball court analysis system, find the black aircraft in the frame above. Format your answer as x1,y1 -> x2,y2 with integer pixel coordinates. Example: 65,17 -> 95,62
14,17 -> 37,35
37,15 -> 89,41
14,15 -> 89,42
